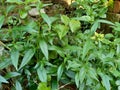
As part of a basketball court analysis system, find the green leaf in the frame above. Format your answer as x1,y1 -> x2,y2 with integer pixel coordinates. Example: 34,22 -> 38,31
15,81 -> 22,90
25,0 -> 38,4
114,38 -> 120,45
51,80 -> 58,90
19,49 -> 35,69
79,67 -> 86,84
105,33 -> 114,39
74,16 -> 92,22
41,13 -> 51,29
88,68 -> 98,81
0,59 -> 11,69
11,49 -> 19,70
54,24 -> 69,39
75,72 -> 80,88
48,45 -> 65,57
5,72 -> 21,79
57,64 -> 64,81
116,80 -> 120,86
99,73 -> 111,90
0,15 -> 5,29
116,44 -> 120,55
110,68 -> 120,77
37,82 -> 50,90
69,19 -> 81,32
0,75 -> 8,83
91,19 -> 114,33
82,40 -> 94,60
39,39 -> 48,60
37,67 -> 47,82
19,10 -> 28,19
101,39 -> 111,44
61,15 -> 70,25
98,20 -> 114,25
91,20 -> 99,33
6,5 -> 16,15
6,0 -> 23,4
118,86 -> 120,90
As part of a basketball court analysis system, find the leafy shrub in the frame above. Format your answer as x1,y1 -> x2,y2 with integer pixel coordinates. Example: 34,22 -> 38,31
0,0 -> 120,90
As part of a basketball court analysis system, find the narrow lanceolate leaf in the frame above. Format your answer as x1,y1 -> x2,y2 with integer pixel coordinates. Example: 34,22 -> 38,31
82,41 -> 94,60
79,67 -> 86,84
98,19 -> 114,25
19,49 -> 35,69
15,81 -> 22,90
5,72 -> 21,79
39,39 -> 48,60
99,73 -> 111,90
75,72 -> 80,88
11,49 -> 19,70
57,64 -> 64,81
6,0 -> 23,4
0,15 -> 5,29
37,67 -> 47,82
0,75 -> 8,83
91,20 -> 99,33
69,19 -> 81,33
41,13 -> 51,29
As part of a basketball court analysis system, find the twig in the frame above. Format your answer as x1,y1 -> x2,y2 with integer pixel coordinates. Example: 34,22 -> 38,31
58,82 -> 71,90
0,41 -> 11,51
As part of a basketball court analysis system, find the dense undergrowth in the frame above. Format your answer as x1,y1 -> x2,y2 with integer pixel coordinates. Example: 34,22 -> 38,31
1,0 -> 120,90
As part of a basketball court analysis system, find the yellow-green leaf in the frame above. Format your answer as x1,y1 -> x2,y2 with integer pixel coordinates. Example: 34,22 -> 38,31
69,19 -> 81,32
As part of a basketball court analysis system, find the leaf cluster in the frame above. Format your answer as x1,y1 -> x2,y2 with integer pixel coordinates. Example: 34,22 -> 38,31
1,0 -> 120,90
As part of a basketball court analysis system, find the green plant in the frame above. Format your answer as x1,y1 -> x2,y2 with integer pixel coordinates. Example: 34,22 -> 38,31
0,0 -> 120,90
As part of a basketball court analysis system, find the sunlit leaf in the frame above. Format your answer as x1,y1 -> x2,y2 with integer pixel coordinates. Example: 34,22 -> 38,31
69,19 -> 81,32
99,73 -> 111,90
6,0 -> 23,4
37,67 -> 47,82
37,82 -> 50,90
118,86 -> 120,90
0,75 -> 8,83
116,80 -> 120,86
74,16 -> 92,22
15,81 -> 22,90
19,10 -> 28,19
61,15 -> 70,25
54,24 -> 69,39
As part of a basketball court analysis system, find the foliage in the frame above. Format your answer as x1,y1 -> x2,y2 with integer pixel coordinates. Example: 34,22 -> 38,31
0,0 -> 120,90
